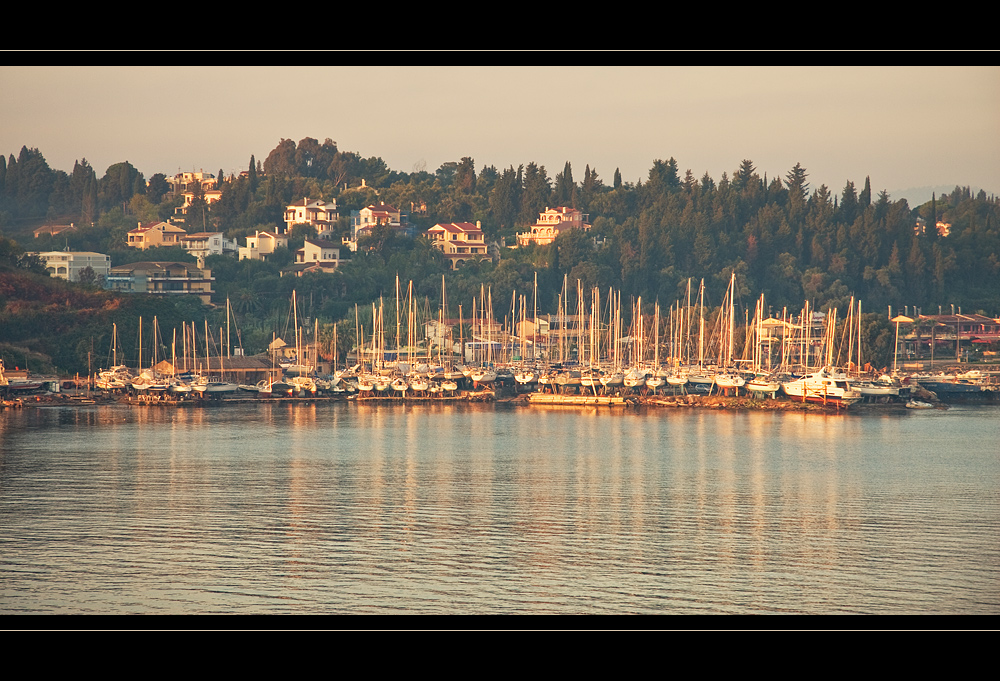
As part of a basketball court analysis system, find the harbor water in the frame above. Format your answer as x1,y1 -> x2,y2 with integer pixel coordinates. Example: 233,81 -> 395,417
1,401 -> 998,614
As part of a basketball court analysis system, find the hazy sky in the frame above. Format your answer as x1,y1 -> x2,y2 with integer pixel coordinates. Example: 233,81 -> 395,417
2,65 -> 998,201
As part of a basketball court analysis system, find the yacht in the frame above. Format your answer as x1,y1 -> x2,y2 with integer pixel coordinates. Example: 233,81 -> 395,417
781,367 -> 862,406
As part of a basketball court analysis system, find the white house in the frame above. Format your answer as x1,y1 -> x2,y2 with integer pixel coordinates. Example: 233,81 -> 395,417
30,251 -> 111,282
181,231 -> 236,259
284,198 -> 339,235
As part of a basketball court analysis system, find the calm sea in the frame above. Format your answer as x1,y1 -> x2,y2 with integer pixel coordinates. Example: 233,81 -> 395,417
1,401 -> 997,615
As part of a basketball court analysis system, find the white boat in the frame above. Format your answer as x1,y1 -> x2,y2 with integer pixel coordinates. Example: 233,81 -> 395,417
96,366 -> 132,391
599,370 -> 624,388
290,375 -> 317,395
192,378 -> 239,395
356,375 -> 376,393
713,372 -> 745,390
746,375 -> 781,397
666,371 -> 689,387
623,368 -> 649,389
470,368 -> 497,383
905,399 -> 934,409
555,370 -> 582,388
855,375 -> 901,399
781,367 -> 862,406
514,369 -> 538,385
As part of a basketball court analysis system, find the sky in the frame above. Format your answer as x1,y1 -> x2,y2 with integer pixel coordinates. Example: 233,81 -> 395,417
2,65 -> 998,205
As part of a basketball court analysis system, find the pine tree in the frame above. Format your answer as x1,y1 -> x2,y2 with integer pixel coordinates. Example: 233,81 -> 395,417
613,168 -> 622,190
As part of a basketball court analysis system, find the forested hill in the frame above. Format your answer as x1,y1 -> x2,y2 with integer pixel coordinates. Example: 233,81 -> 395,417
2,139 -> 999,374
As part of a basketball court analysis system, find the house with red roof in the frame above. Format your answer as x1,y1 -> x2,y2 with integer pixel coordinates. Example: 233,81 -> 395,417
427,221 -> 488,269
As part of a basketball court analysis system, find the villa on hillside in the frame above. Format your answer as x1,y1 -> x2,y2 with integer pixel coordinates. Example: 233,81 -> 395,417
29,251 -> 111,283
516,206 -> 590,247
426,221 -> 487,269
344,202 -> 413,251
126,221 -> 188,249
284,198 -> 339,235
106,261 -> 214,305
239,230 -> 288,261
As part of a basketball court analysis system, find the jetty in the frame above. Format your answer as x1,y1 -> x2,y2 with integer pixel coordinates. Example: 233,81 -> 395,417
527,393 -> 630,407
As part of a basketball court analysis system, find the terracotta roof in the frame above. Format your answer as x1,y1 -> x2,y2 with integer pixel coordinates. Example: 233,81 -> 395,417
429,222 -> 481,234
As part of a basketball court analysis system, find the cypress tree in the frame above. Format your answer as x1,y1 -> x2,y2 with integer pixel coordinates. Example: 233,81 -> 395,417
860,176 -> 872,209
248,155 -> 258,193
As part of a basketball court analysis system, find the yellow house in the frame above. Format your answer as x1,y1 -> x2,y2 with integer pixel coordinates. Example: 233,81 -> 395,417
516,207 -> 590,247
426,222 -> 487,269
240,231 -> 288,261
126,221 -> 188,249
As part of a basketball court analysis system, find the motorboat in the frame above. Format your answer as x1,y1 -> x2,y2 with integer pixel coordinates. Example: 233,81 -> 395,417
781,367 -> 862,405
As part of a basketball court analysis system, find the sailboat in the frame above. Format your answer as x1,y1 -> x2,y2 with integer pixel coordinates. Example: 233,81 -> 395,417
745,295 -> 781,398
712,273 -> 745,393
191,320 -> 238,396
96,322 -> 133,391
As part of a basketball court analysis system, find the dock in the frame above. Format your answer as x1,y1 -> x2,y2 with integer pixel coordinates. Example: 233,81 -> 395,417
527,393 -> 630,406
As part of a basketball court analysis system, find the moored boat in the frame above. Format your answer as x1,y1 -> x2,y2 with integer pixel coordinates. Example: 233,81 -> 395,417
781,367 -> 862,406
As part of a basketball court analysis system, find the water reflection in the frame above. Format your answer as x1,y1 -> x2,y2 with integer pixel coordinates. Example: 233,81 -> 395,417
1,402 -> 998,614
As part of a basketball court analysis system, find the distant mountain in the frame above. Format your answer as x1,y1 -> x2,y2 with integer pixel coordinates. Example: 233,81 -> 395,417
889,185 -> 993,207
